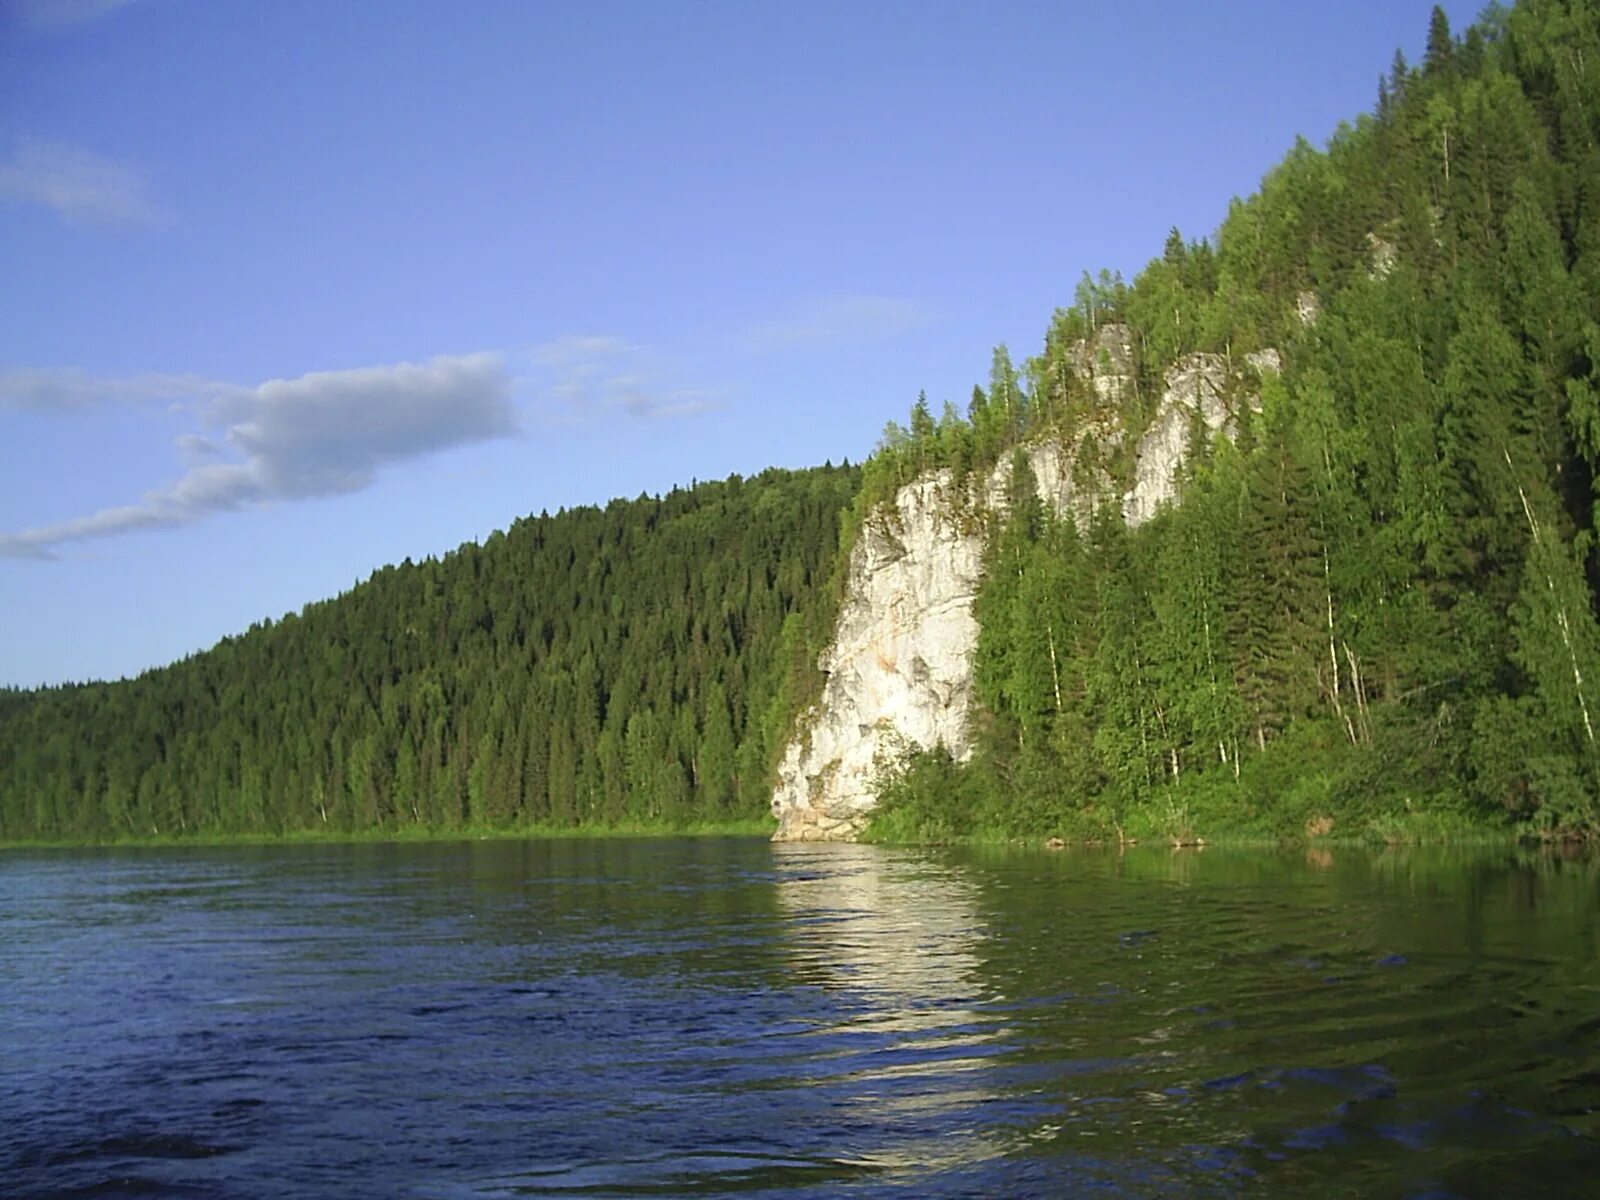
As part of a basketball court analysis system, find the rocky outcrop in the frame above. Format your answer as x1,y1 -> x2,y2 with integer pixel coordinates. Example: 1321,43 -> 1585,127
771,335 -> 1279,840
1295,290 -> 1322,327
1070,323 -> 1136,403
1123,349 -> 1274,527
1366,232 -> 1398,280
1245,348 -> 1282,376
1021,437 -> 1112,530
1124,353 -> 1228,527
770,473 -> 987,840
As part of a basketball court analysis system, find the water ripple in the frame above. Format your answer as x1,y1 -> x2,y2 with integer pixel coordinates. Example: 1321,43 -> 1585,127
4,840 -> 1600,1197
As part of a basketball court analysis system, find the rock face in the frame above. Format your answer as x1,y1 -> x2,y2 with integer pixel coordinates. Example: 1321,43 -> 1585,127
1124,353 -> 1229,527
1070,323 -> 1136,403
1022,438 -> 1105,529
770,335 -> 1278,840
1366,232 -> 1398,279
769,473 -> 986,841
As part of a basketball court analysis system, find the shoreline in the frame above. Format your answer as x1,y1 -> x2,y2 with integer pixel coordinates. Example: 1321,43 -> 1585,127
6,813 -> 1592,854
0,817 -> 778,852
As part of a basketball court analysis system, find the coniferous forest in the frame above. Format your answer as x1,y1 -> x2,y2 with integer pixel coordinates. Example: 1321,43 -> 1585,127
866,2 -> 1600,843
0,467 -> 857,839
5,3 -> 1600,844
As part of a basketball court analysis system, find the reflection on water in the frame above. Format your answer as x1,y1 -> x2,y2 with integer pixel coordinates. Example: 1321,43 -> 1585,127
774,842 -> 988,1018
772,843 -> 1002,1179
2,839 -> 1599,1198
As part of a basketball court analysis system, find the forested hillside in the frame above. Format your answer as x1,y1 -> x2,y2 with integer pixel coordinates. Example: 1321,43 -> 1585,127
7,3 -> 1599,847
0,466 -> 857,840
866,2 -> 1600,842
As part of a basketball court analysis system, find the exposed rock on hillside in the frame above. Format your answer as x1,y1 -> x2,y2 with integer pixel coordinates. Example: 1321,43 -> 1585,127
1367,232 -> 1398,279
1124,349 -> 1273,527
1124,353 -> 1228,527
769,473 -> 986,840
1070,323 -> 1136,403
771,340 -> 1278,840
1245,348 -> 1282,376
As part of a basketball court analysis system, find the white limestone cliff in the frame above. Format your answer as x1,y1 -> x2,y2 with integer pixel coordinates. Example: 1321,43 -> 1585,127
768,472 -> 987,840
771,331 -> 1277,840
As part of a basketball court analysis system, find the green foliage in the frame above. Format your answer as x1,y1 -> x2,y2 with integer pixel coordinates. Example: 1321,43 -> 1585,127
13,3 -> 1600,848
0,465 -> 859,841
864,1 -> 1600,844
863,747 -> 983,843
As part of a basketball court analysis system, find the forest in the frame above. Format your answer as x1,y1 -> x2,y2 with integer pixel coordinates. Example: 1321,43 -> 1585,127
864,2 -> 1600,843
0,466 -> 856,839
4,2 -> 1599,845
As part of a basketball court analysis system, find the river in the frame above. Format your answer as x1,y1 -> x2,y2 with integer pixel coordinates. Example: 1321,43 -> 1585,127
3,838 -> 1598,1197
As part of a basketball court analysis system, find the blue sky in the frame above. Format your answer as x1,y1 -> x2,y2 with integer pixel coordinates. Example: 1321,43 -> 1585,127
1,0 -> 1477,687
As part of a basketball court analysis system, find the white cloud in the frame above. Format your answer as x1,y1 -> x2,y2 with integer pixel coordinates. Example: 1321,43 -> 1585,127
642,393 -> 716,419
525,335 -> 716,421
739,294 -> 932,352
175,433 -> 221,458
0,353 -> 514,559
0,138 -> 156,225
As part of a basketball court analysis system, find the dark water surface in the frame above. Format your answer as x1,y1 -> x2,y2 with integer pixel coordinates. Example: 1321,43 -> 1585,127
4,839 -> 1599,1198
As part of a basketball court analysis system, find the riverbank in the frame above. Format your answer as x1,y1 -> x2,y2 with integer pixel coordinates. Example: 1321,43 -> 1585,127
858,796 -> 1533,850
0,816 -> 778,852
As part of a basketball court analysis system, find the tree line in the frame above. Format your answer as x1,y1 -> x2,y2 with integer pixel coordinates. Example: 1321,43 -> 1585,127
7,2 -> 1598,846
0,466 -> 858,840
869,2 -> 1600,842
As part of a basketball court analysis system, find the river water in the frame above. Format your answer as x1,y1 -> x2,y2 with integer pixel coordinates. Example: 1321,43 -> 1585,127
3,838 -> 1598,1198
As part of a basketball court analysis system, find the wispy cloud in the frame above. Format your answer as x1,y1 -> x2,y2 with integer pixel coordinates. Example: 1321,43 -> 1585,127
738,294 -> 932,352
525,335 -> 717,421
0,367 -> 219,412
175,432 -> 221,459
0,138 -> 157,225
1,354 -> 514,559
10,0 -> 145,31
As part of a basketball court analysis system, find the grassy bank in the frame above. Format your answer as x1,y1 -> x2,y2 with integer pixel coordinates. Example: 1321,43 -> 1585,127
0,816 -> 778,852
858,740 -> 1543,849
860,793 -> 1529,850
849,690 -> 1600,849
858,821 -> 1523,852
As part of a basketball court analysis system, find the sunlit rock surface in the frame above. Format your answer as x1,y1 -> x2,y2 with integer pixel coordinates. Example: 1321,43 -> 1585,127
772,336 -> 1278,840
770,472 -> 986,841
1123,352 -> 1229,528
